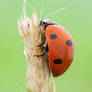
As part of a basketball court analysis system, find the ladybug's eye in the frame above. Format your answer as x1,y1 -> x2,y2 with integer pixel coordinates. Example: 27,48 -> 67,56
54,59 -> 62,64
43,22 -> 46,25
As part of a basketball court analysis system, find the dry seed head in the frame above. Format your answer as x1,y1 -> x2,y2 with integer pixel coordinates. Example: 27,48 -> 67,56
18,12 -> 56,92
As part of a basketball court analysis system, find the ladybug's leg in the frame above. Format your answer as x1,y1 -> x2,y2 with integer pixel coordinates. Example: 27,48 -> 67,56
34,46 -> 46,57
34,38 -> 48,57
36,40 -> 45,47
34,53 -> 46,57
36,33 -> 46,47
33,44 -> 48,57
34,49 -> 47,57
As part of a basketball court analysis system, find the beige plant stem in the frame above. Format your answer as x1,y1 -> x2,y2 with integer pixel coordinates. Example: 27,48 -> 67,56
18,12 -> 56,92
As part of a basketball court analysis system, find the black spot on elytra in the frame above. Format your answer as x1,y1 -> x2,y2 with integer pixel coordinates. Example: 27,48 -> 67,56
66,40 -> 72,46
50,34 -> 57,39
54,59 -> 62,64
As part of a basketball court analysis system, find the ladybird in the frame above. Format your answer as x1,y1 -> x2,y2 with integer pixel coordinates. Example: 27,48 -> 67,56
35,19 -> 74,77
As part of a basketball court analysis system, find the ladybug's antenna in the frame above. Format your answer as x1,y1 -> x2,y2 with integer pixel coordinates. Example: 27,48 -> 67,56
43,7 -> 67,19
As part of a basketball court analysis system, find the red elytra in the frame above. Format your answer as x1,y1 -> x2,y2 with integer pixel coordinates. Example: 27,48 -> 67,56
45,25 -> 74,77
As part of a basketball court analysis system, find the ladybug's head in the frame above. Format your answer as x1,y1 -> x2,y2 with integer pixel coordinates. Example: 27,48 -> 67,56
40,19 -> 57,30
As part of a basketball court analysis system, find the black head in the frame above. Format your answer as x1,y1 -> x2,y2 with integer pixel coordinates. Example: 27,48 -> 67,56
40,19 -> 57,30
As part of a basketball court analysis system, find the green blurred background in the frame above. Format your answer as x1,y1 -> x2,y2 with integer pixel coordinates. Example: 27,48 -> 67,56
0,0 -> 92,92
